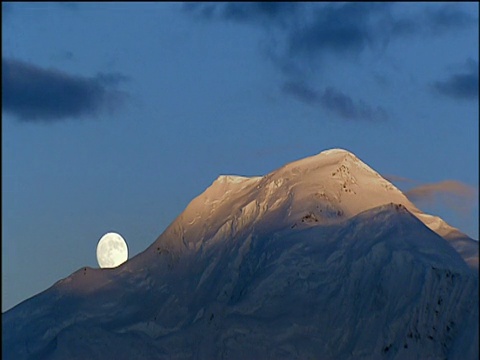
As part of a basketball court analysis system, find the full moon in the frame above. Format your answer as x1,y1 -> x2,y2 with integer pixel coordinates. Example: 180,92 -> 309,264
96,232 -> 129,268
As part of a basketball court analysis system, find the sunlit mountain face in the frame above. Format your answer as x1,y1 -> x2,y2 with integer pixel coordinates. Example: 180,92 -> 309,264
3,149 -> 478,360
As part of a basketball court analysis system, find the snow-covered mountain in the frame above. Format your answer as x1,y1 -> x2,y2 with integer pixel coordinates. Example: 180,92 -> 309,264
3,149 -> 478,359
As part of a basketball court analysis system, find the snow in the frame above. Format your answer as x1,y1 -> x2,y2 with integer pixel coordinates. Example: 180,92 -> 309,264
3,148 -> 478,360
215,175 -> 261,184
145,148 -> 476,267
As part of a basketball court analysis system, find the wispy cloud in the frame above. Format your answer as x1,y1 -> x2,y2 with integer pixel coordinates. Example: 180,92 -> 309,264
432,59 -> 479,101
282,81 -> 388,122
282,80 -> 319,105
320,87 -> 388,122
405,180 -> 476,202
289,3 -> 476,60
423,4 -> 477,33
183,3 -> 476,121
183,2 -> 300,28
405,180 -> 477,215
185,3 -> 476,70
384,175 -> 477,218
2,58 -> 129,122
286,3 -> 390,62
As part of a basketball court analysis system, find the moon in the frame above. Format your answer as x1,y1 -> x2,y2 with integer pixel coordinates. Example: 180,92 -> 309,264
96,232 -> 128,268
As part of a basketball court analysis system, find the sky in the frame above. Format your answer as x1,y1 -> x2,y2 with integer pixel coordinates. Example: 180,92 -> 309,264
2,2 -> 478,312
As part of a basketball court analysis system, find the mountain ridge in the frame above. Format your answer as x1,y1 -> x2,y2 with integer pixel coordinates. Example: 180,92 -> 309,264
3,148 -> 478,359
139,148 -> 477,268
4,203 -> 477,359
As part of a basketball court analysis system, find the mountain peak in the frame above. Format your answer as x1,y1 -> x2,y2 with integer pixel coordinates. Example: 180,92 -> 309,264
319,147 -> 354,156
275,148 -> 381,182
145,149 -> 472,264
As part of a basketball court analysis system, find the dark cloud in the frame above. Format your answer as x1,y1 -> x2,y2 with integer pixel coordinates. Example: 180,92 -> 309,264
282,81 -> 388,122
184,3 -> 387,69
284,3 -> 476,72
287,3 -> 390,60
185,3 -> 476,66
384,4 -> 478,38
2,58 -> 129,122
432,60 -> 479,101
183,3 -> 475,119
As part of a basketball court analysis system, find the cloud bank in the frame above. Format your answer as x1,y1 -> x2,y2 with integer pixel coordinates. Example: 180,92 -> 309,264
2,58 -> 129,122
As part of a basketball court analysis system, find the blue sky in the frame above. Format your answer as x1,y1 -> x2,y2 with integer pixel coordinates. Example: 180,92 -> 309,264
2,2 -> 478,312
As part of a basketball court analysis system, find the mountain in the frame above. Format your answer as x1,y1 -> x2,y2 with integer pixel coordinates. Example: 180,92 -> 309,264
139,148 -> 477,268
3,149 -> 478,359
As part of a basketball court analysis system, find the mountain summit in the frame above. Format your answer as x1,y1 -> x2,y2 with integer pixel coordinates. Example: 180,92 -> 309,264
3,149 -> 478,360
141,148 -> 477,268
